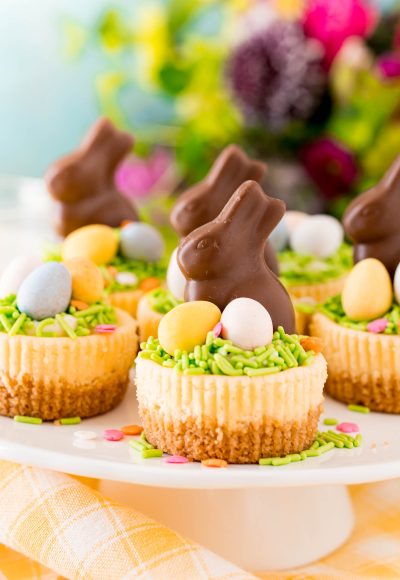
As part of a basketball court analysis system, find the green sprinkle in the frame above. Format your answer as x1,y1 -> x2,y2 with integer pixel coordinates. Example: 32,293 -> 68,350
214,354 -> 243,376
8,313 -> 27,336
0,314 -> 12,332
140,432 -> 154,449
280,243 -> 352,286
141,449 -> 163,459
244,366 -> 281,376
348,404 -> 370,414
311,440 -> 320,449
323,418 -> 339,426
14,415 -> 42,425
59,417 -> 81,425
354,434 -> 363,447
271,456 -> 292,466
55,314 -> 77,339
286,453 -> 302,462
259,458 -> 273,465
130,440 -> 146,452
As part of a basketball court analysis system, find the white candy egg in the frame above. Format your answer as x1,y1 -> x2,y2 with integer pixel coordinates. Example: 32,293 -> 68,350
284,211 -> 308,234
394,262 -> 400,304
0,255 -> 42,298
120,223 -> 165,262
290,214 -> 344,259
17,262 -> 72,321
221,298 -> 273,350
269,218 -> 289,252
166,248 -> 186,301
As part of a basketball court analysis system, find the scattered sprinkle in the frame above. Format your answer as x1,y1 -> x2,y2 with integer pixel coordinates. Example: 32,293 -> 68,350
73,430 -> 97,440
348,404 -> 370,414
95,324 -> 117,334
139,277 -> 161,292
164,455 -> 189,464
367,318 -> 389,334
14,415 -> 42,425
121,424 -> 143,436
141,449 -> 163,459
202,459 -> 228,468
323,418 -> 339,426
213,322 -> 222,338
336,422 -> 359,433
103,429 -> 124,441
70,300 -> 89,311
58,417 -> 81,426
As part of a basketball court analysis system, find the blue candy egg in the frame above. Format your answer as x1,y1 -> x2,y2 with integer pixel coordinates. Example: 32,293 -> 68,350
17,262 -> 72,321
120,223 -> 165,262
269,218 -> 289,252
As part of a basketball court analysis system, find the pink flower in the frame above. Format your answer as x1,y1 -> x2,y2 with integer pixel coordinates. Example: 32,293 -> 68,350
301,138 -> 357,199
115,149 -> 174,200
377,53 -> 400,79
367,318 -> 388,333
303,0 -> 378,68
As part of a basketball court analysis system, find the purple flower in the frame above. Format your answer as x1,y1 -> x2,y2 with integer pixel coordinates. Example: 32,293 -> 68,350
377,53 -> 400,79
115,149 -> 174,200
303,0 -> 378,68
301,138 -> 357,199
228,20 -> 326,130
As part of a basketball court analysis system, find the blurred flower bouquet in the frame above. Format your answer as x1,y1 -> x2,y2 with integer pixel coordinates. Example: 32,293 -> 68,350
66,0 -> 400,213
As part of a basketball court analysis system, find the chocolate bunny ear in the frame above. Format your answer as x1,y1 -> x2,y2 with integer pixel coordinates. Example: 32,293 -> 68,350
45,117 -> 139,237
208,144 -> 267,187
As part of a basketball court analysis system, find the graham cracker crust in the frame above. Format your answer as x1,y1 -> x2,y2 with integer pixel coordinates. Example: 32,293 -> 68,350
140,406 -> 322,463
0,371 -> 129,420
326,376 -> 400,414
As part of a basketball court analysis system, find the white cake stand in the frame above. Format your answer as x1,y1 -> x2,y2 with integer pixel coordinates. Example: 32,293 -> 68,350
0,382 -> 399,572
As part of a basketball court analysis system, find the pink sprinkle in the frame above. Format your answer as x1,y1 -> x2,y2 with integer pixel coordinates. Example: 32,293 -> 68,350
95,324 -> 117,334
103,429 -> 124,441
336,422 -> 359,433
213,322 -> 222,338
164,455 -> 189,464
367,319 -> 388,334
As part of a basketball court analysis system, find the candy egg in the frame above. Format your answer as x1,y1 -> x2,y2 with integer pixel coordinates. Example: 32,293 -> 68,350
342,259 -> 392,321
290,214 -> 344,258
158,301 -> 221,355
62,225 -> 118,265
269,219 -> 289,252
115,271 -> 138,287
64,257 -> 104,304
221,298 -> 273,350
0,255 -> 42,298
17,262 -> 72,321
285,211 -> 308,234
120,223 -> 165,262
166,248 -> 186,300
394,262 -> 400,304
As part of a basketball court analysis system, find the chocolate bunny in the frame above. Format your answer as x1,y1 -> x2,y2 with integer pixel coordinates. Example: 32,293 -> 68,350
343,154 -> 400,277
178,180 -> 296,332
170,144 -> 279,275
45,117 -> 139,237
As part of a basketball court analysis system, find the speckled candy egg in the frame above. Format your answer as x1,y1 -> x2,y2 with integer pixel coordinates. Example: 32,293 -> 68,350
158,301 -> 221,355
221,298 -> 273,350
0,255 -> 42,298
17,262 -> 72,321
120,223 -> 165,263
166,248 -> 186,300
269,219 -> 289,252
342,259 -> 392,321
394,262 -> 400,304
290,214 -> 343,258
62,225 -> 118,265
64,257 -> 104,304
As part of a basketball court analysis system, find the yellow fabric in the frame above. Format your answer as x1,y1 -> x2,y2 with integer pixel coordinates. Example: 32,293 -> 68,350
0,461 -> 254,580
3,463 -> 400,579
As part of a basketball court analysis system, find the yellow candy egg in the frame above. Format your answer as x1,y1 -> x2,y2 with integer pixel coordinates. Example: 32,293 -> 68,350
62,225 -> 118,265
158,301 -> 221,355
64,257 -> 105,304
342,258 -> 393,321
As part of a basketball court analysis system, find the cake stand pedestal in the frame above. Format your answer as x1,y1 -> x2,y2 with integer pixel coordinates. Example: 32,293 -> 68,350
1,385 -> 400,572
99,480 -> 353,571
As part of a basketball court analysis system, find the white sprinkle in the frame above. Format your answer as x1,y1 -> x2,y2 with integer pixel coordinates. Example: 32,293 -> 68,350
115,272 -> 138,287
73,430 -> 97,440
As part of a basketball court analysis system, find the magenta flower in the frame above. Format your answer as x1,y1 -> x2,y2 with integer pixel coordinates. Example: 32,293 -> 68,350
301,138 -> 357,199
377,53 -> 400,79
115,149 -> 174,200
303,0 -> 378,68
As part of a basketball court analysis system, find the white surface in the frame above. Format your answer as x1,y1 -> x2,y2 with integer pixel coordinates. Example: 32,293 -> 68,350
0,380 -> 399,489
99,481 -> 354,571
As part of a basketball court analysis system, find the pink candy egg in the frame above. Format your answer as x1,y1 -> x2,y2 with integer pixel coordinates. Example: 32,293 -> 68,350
103,429 -> 124,441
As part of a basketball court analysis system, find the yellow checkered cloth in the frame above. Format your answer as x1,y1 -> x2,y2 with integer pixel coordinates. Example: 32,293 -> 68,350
0,461 -> 254,580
